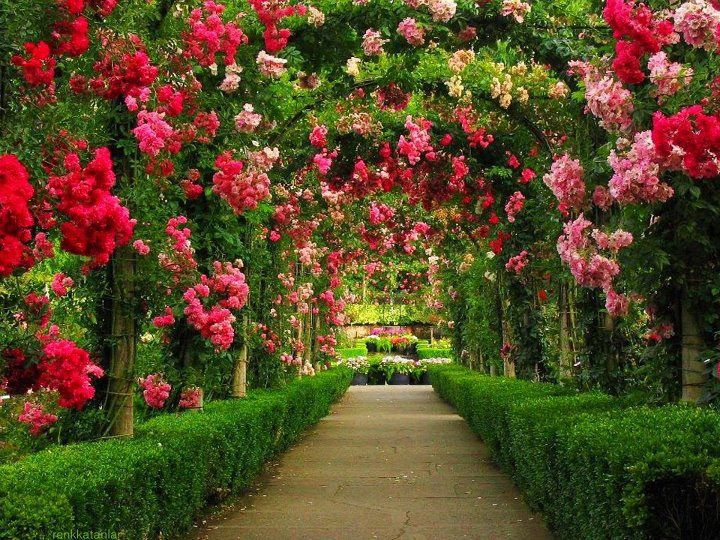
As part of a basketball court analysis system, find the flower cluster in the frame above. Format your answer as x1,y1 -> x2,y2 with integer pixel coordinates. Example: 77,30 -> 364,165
38,338 -> 104,410
501,0 -> 532,23
647,52 -> 693,100
179,386 -> 202,408
47,148 -> 135,270
673,0 -> 720,50
133,111 -> 175,156
248,0 -> 307,52
608,131 -> 673,204
397,116 -> 434,165
505,250 -> 529,274
158,216 -> 198,280
557,214 -> 631,316
183,261 -> 249,350
234,104 -> 263,133
138,373 -> 171,409
428,0 -> 457,22
0,155 -> 35,276
362,29 -> 388,56
652,105 -> 720,179
12,42 -> 56,87
505,191 -> 525,223
184,1 -> 248,67
256,50 -> 287,78
71,38 -> 158,100
603,0 -> 673,84
542,154 -> 586,212
397,18 -> 425,46
213,152 -> 271,214
569,61 -> 634,132
18,402 -> 58,436
51,273 -> 74,296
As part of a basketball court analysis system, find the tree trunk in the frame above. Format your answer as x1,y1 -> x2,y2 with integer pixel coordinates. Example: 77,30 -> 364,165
681,294 -> 706,402
231,313 -> 249,398
105,246 -> 137,437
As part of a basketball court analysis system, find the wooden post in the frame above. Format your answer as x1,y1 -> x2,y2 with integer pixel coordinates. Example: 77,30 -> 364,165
681,294 -> 706,402
105,246 -> 137,437
231,313 -> 249,398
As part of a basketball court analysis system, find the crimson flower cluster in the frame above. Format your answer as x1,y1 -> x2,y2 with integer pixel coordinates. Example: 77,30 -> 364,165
46,148 -> 135,270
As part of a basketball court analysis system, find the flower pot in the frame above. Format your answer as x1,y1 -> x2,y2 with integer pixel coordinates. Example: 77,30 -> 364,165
389,373 -> 410,385
351,373 -> 368,386
420,372 -> 431,385
366,342 -> 377,352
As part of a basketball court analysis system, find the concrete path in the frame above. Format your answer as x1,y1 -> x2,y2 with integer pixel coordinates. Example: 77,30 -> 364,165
189,386 -> 551,540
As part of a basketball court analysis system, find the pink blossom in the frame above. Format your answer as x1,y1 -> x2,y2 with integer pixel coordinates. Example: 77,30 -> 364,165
152,306 -> 176,328
505,191 -> 525,223
569,61 -> 634,132
138,373 -> 171,408
605,288 -> 630,317
501,0 -> 532,22
674,0 -> 720,50
256,50 -> 287,78
133,239 -> 151,255
608,131 -> 674,204
362,29 -> 388,56
234,104 -> 263,133
543,154 -> 586,211
133,111 -> 174,157
51,273 -> 74,297
18,402 -> 57,436
309,124 -> 328,148
505,250 -> 529,274
179,386 -> 202,408
428,0 -> 457,22
648,52 -> 693,99
397,18 -> 425,46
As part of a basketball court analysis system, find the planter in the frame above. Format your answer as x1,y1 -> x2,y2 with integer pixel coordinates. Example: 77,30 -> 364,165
420,372 -> 431,385
351,373 -> 369,386
366,342 -> 377,352
389,373 -> 410,385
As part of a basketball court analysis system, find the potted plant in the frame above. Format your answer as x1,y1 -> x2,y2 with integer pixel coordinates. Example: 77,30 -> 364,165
380,355 -> 414,385
365,334 -> 379,352
344,356 -> 370,385
367,356 -> 386,385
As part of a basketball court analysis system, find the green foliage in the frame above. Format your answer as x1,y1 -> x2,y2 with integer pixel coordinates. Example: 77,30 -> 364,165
337,346 -> 368,358
431,365 -> 720,539
0,368 -> 351,539
417,347 -> 453,359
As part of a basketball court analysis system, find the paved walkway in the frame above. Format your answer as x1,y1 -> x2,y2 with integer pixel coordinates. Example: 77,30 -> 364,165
190,386 -> 551,540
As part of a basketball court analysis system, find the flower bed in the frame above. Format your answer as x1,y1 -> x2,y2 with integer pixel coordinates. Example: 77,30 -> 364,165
430,364 -> 720,538
0,368 -> 352,539
365,328 -> 419,353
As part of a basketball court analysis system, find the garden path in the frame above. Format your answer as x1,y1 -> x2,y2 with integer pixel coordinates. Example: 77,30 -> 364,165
189,385 -> 550,540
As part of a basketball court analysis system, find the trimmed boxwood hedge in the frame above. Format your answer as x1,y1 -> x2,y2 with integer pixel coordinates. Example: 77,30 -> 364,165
430,364 -> 720,539
0,367 -> 351,539
337,346 -> 367,358
416,347 -> 453,359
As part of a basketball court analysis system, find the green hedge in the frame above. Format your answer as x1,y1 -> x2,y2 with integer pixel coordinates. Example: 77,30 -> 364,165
337,346 -> 367,358
0,368 -> 352,539
417,347 -> 453,359
430,364 -> 720,539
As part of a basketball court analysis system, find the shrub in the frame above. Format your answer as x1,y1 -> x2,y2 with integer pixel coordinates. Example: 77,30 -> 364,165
0,368 -> 351,539
429,365 -> 720,539
417,347 -> 453,359
337,346 -> 368,358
